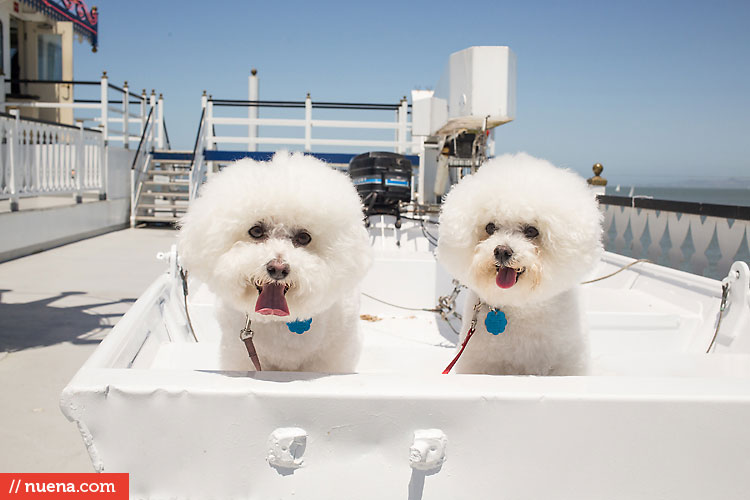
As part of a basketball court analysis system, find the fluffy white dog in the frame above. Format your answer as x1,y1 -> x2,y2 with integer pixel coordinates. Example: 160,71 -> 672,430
438,153 -> 603,375
178,152 -> 372,372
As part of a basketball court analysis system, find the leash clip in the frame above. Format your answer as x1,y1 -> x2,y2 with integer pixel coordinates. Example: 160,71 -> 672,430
240,315 -> 254,340
240,315 -> 262,371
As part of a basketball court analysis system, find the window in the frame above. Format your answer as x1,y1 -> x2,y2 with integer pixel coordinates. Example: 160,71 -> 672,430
37,33 -> 62,81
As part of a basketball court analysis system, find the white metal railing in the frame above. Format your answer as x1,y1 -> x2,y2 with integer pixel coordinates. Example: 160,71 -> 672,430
2,73 -> 165,149
188,103 -> 208,202
0,110 -> 106,209
129,107 -> 158,226
205,94 -> 417,155
599,196 -> 750,280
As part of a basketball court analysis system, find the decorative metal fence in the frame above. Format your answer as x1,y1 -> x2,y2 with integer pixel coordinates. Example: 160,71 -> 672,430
0,111 -> 106,209
599,195 -> 750,280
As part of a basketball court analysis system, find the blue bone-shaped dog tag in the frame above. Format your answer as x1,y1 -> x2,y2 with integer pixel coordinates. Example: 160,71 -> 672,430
287,318 -> 312,334
484,310 -> 507,335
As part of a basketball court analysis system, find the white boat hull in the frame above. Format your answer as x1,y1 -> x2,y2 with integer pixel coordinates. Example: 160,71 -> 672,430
60,221 -> 750,499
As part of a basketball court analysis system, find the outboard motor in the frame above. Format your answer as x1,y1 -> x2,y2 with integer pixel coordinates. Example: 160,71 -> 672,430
349,151 -> 412,228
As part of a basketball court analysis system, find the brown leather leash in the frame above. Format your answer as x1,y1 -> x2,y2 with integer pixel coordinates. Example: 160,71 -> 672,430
240,315 -> 263,371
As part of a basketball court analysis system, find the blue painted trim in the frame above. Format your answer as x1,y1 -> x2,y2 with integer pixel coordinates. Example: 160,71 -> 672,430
384,179 -> 409,187
152,152 -> 194,161
203,150 -> 420,166
353,177 -> 382,185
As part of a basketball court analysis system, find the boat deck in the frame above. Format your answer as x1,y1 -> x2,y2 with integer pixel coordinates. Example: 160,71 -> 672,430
0,227 -> 177,472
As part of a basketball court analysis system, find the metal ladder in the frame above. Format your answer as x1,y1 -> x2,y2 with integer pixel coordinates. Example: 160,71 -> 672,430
132,150 -> 194,225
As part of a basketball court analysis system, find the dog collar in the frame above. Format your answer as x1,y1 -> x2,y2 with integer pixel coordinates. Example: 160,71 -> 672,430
286,318 -> 312,334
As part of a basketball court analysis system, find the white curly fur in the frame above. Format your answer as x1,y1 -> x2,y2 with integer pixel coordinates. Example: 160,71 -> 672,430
178,152 -> 372,372
438,152 -> 603,375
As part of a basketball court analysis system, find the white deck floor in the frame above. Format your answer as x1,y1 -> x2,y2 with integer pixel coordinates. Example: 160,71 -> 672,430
0,228 -> 177,472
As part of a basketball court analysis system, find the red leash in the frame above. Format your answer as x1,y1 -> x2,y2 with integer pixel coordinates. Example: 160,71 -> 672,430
442,300 -> 482,374
442,324 -> 476,374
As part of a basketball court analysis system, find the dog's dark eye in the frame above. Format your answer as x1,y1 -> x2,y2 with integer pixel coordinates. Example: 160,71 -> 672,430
523,225 -> 539,239
293,230 -> 312,247
248,225 -> 265,239
485,222 -> 496,235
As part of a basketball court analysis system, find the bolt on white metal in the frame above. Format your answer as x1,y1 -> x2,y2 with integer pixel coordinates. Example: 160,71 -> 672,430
409,429 -> 447,471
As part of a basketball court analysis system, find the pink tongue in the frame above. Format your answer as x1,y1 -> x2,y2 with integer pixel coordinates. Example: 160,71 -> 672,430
255,283 -> 290,316
496,267 -> 518,289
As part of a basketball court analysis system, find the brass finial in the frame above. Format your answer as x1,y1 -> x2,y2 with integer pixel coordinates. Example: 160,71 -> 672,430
159,93 -> 163,99
202,90 -> 206,96
123,80 -> 128,87
306,92 -> 311,99
587,163 -> 607,186
151,89 -> 155,96
251,68 -> 258,76
102,71 -> 107,77
141,89 -> 146,95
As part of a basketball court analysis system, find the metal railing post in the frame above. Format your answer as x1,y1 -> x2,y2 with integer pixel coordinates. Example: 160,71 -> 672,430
140,89 -> 147,136
149,90 -> 156,150
100,71 -> 108,143
122,81 -> 130,149
8,110 -> 19,211
248,68 -> 258,152
75,122 -> 84,203
304,92 -> 312,152
206,97 -> 215,150
206,95 -> 215,174
157,93 -> 165,149
100,127 -> 108,200
397,96 -> 407,154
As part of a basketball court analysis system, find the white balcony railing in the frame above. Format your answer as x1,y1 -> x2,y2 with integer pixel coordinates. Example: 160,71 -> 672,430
2,73 -> 165,149
599,195 -> 750,280
0,111 -> 106,210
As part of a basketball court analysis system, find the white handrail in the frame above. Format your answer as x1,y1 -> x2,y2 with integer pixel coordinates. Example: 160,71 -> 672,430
129,107 -> 157,226
206,94 -> 419,154
188,107 -> 208,202
2,73 -> 160,149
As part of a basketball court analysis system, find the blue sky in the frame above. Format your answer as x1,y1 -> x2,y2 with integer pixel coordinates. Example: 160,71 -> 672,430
75,0 -> 750,186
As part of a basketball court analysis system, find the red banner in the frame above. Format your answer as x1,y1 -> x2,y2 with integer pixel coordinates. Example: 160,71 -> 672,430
0,474 -> 128,500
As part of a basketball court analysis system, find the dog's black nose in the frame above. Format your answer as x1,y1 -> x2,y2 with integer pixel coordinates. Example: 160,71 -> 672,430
266,259 -> 290,280
494,245 -> 513,265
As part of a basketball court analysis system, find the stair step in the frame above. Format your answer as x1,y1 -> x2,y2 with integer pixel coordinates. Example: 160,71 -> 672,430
142,191 -> 190,199
144,180 -> 189,186
147,169 -> 189,176
134,215 -> 182,223
136,203 -> 188,210
153,158 -> 193,165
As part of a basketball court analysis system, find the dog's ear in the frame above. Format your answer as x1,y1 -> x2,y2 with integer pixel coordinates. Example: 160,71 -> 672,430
176,199 -> 229,281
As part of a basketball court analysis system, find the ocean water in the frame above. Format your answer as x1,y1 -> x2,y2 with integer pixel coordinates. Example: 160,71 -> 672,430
600,186 -> 750,280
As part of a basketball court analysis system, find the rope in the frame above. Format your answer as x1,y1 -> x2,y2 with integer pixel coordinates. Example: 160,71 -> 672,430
581,259 -> 651,284
361,292 -> 439,312
706,282 -> 730,353
179,268 -> 199,342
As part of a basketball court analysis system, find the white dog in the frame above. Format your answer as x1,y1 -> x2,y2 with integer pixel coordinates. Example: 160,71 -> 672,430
438,153 -> 603,375
178,152 -> 372,372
